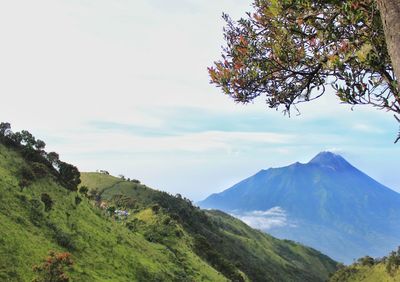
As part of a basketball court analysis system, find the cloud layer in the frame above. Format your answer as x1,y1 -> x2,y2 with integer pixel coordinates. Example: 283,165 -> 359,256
231,207 -> 292,230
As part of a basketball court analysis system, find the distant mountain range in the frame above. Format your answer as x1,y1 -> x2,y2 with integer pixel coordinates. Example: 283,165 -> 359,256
198,152 -> 400,263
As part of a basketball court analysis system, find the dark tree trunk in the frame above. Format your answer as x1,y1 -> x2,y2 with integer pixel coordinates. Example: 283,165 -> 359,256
377,0 -> 400,89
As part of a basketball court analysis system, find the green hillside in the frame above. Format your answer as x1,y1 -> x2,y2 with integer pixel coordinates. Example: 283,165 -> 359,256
0,143 -> 226,281
330,250 -> 400,282
80,172 -> 338,281
0,125 -> 338,281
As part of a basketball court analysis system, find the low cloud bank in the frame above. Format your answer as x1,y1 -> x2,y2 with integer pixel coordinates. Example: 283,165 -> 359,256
231,207 -> 294,230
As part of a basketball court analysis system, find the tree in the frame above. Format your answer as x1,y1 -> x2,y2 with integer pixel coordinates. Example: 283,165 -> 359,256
357,255 -> 375,266
47,152 -> 60,168
33,251 -> 73,282
376,0 -> 400,83
58,161 -> 81,191
20,130 -> 36,149
8,131 -> 22,146
0,122 -> 11,137
209,0 -> 399,122
35,139 -> 46,151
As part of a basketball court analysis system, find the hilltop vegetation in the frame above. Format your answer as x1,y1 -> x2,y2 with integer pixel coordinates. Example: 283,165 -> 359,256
330,248 -> 400,281
0,123 -> 337,281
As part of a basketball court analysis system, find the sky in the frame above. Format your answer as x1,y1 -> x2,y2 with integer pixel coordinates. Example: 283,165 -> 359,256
0,0 -> 399,201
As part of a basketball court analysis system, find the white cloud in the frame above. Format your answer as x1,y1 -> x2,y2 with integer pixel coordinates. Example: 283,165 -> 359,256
231,207 -> 294,230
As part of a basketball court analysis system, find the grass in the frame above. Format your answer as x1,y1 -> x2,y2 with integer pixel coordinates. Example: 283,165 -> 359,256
0,144 -> 224,281
330,259 -> 400,281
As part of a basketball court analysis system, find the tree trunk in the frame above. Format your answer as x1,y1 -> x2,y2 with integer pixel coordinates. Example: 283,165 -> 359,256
376,0 -> 400,90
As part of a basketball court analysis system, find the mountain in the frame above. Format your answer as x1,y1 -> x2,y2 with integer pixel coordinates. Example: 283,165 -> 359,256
0,139 -> 337,281
198,152 -> 400,264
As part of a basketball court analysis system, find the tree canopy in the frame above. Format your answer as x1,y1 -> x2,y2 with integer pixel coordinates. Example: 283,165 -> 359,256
0,122 -> 81,191
209,0 -> 399,117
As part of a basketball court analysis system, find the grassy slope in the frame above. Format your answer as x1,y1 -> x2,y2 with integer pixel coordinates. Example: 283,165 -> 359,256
330,261 -> 400,281
0,144 -> 225,282
81,172 -> 338,282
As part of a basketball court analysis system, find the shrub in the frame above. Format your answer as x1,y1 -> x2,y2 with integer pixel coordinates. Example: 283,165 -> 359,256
79,186 -> 89,197
88,188 -> 101,202
357,256 -> 375,267
54,231 -> 75,250
33,251 -> 73,282
31,162 -> 48,178
151,204 -> 160,213
18,179 -> 31,191
20,166 -> 35,181
41,193 -> 53,212
126,220 -> 137,232
75,196 -> 82,206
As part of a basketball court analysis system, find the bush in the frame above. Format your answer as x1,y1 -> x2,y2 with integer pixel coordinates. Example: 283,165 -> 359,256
75,196 -> 82,206
54,231 -> 75,250
20,166 -> 35,181
33,251 -> 73,282
88,188 -> 101,202
357,256 -> 375,267
41,193 -> 53,212
18,166 -> 35,190
79,186 -> 89,197
151,204 -> 160,214
18,179 -> 31,190
31,162 -> 48,178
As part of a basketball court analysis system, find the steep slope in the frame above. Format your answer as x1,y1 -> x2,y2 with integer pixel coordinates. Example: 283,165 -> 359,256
198,152 -> 400,263
0,141 -> 337,281
81,172 -> 338,282
0,143 -> 224,282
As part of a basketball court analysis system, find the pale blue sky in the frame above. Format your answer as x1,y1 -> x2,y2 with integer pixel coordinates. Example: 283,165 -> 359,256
0,0 -> 399,200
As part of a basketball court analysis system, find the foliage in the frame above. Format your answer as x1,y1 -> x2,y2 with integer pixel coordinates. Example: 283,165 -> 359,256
330,247 -> 400,281
32,251 -> 73,282
41,193 -> 53,212
19,166 -> 35,190
0,122 -> 81,191
58,162 -> 80,191
74,196 -> 82,206
386,247 -> 400,275
357,255 -> 375,267
209,0 -> 399,116
78,185 -> 88,197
